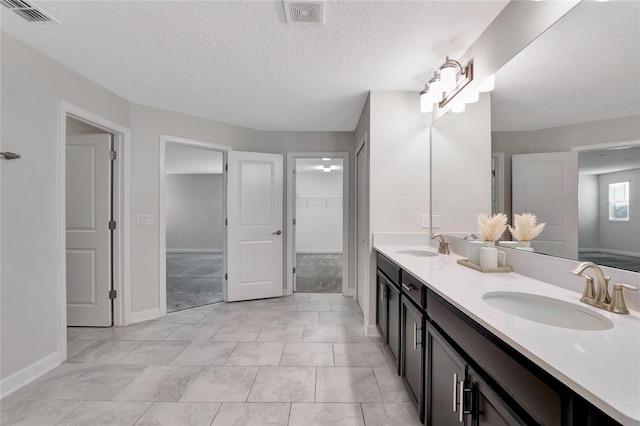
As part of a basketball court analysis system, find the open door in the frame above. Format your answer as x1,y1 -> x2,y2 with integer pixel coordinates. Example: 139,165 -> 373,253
66,133 -> 113,326
512,151 -> 578,259
227,151 -> 284,302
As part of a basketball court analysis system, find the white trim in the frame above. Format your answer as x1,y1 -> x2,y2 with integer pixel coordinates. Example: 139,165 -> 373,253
363,323 -> 380,338
159,135 -> 231,316
131,308 -> 162,324
286,152 -> 350,296
491,152 -> 505,215
166,249 -> 223,253
579,248 -> 640,258
0,351 -> 61,399
355,134 -> 369,312
571,139 -> 640,152
58,101 -> 132,363
295,249 -> 344,254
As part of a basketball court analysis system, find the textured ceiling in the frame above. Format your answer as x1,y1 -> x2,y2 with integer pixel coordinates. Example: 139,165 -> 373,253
491,1 -> 640,132
1,1 -> 508,131
579,146 -> 640,176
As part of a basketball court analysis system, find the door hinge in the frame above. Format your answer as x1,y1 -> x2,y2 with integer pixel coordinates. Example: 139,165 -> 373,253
293,218 -> 296,226
225,164 -> 228,172
108,220 -> 117,230
109,289 -> 117,299
491,169 -> 496,177
225,218 -> 228,226
293,267 -> 296,274
224,273 -> 228,280
109,150 -> 117,160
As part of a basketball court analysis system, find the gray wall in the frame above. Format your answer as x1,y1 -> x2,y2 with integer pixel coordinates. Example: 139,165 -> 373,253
598,169 -> 640,255
578,174 -> 599,249
1,32 -> 355,389
1,33 -> 131,385
165,174 -> 224,251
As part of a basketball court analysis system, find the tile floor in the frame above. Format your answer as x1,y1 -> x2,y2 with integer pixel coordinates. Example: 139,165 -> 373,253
1,293 -> 420,426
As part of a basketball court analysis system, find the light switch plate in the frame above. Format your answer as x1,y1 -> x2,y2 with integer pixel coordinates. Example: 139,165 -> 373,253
137,214 -> 153,226
432,215 -> 441,228
420,215 -> 430,229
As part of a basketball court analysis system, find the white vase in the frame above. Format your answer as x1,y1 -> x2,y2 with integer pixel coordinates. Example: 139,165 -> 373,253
516,241 -> 534,251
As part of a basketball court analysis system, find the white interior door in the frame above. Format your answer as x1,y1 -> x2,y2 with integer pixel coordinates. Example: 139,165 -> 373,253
227,151 -> 284,302
66,133 -> 112,326
512,151 -> 578,259
356,144 -> 368,311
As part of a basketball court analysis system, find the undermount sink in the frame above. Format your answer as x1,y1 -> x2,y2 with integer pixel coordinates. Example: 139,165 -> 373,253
396,249 -> 438,257
482,291 -> 614,331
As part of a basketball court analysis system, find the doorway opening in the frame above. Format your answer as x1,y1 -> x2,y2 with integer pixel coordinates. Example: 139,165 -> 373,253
160,138 -> 229,313
287,153 -> 349,295
59,102 -> 132,360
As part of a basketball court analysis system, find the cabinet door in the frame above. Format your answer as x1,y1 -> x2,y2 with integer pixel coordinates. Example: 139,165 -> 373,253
426,323 -> 468,426
376,272 -> 388,342
387,282 -> 401,371
468,368 -> 524,426
401,296 -> 424,420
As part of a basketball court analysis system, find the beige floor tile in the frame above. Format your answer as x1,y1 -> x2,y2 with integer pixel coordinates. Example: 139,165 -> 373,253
0,399 -> 82,426
211,403 -> 290,426
170,341 -> 237,366
303,325 -> 349,342
319,312 -> 364,326
280,343 -> 335,367
297,301 -> 332,312
114,365 -> 202,402
247,367 -> 315,402
180,367 -> 259,402
361,402 -> 422,425
135,402 -> 220,426
288,403 -> 365,426
66,340 -> 142,364
225,342 -> 284,366
333,343 -> 387,367
209,324 -> 261,342
58,401 -> 151,426
316,367 -> 382,403
256,325 -> 304,342
165,324 -> 222,341
117,341 -> 189,365
373,367 -> 411,403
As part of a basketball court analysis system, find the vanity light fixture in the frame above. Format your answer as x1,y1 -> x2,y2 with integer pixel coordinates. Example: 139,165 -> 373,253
323,166 -> 331,173
322,157 -> 331,161
418,56 -> 474,112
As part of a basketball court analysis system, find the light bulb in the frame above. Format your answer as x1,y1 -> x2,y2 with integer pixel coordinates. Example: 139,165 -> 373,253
465,91 -> 479,104
440,64 -> 457,92
478,75 -> 495,92
420,91 -> 433,113
323,166 -> 331,173
452,102 -> 465,113
429,79 -> 444,102
322,158 -> 331,161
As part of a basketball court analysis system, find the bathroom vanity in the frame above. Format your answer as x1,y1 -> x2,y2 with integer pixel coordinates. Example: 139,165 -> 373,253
375,245 -> 639,426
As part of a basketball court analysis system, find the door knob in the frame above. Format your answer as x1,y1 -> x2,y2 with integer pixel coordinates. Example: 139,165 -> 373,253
272,230 -> 282,235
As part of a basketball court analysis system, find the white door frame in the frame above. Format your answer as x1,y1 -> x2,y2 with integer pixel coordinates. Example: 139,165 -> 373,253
58,101 -> 131,361
158,136 -> 231,315
355,133 -> 369,311
286,152 -> 350,296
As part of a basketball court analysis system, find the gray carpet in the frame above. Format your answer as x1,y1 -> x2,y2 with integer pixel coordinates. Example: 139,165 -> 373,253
295,253 -> 342,293
166,252 -> 223,313
579,251 -> 640,273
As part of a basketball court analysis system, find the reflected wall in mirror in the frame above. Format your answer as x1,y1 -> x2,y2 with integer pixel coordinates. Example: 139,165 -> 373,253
432,1 -> 640,273
491,1 -> 639,272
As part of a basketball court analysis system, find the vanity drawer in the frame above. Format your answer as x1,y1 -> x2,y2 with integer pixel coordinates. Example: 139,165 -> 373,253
377,253 -> 401,286
401,270 -> 425,309
427,289 -> 563,426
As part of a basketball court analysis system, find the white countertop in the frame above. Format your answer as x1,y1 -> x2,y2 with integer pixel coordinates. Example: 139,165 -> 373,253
375,244 -> 640,425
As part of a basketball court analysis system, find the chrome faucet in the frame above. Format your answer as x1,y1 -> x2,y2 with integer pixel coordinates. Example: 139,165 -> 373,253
431,233 -> 450,255
570,262 -> 638,314
464,233 -> 478,240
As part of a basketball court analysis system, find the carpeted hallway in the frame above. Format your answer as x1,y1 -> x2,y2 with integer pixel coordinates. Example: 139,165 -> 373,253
295,253 -> 342,293
166,252 -> 223,312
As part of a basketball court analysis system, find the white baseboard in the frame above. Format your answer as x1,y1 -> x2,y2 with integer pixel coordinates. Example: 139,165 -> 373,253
296,249 -> 343,254
364,324 -> 380,338
1,351 -> 61,399
166,249 -> 223,253
131,308 -> 161,324
579,248 -> 640,258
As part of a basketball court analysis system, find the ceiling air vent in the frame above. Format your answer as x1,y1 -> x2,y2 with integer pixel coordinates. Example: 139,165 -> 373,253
1,0 -> 58,23
284,1 -> 324,25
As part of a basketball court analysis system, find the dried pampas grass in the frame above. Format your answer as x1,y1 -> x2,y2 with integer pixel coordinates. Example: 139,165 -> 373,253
508,213 -> 545,241
476,213 -> 508,241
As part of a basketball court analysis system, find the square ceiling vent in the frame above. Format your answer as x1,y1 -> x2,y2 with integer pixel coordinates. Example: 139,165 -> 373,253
1,0 -> 58,22
284,1 -> 324,25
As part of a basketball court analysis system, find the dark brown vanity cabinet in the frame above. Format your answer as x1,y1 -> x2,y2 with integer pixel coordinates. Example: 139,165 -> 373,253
376,254 -> 401,372
401,295 -> 424,420
426,323 -> 524,426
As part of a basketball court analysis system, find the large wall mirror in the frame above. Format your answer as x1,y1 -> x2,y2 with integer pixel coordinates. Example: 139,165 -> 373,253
432,1 -> 640,273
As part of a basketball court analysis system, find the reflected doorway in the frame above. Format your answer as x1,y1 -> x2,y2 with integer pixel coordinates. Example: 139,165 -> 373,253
294,157 -> 344,293
164,144 -> 225,312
